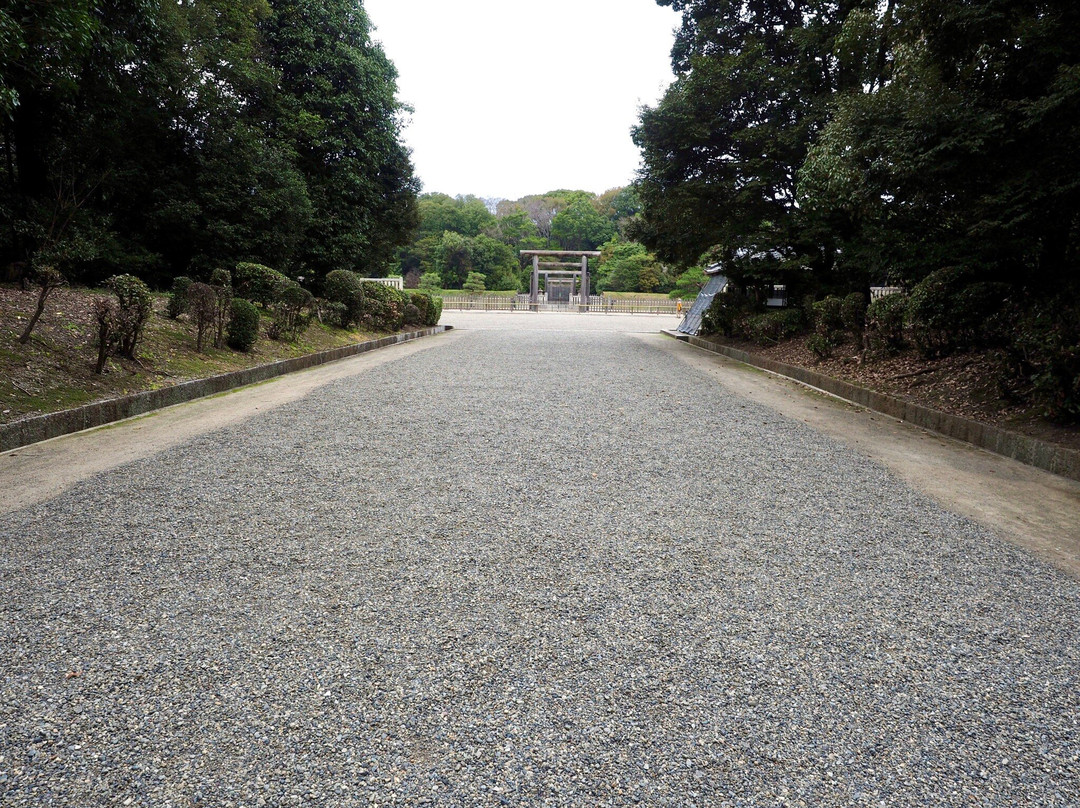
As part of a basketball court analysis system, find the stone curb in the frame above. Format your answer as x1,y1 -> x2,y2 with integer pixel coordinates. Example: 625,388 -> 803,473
1,325 -> 452,453
669,331 -> 1080,483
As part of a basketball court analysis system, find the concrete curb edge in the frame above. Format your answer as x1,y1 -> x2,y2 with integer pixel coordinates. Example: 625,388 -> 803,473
1,325 -> 452,453
673,332 -> 1080,483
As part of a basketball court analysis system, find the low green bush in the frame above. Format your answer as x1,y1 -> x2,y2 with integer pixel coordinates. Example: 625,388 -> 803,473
841,292 -> 867,342
227,298 -> 260,351
322,269 -> 364,327
906,267 -> 1009,358
234,262 -> 293,308
318,299 -> 348,328
107,274 -> 153,359
408,291 -> 442,326
748,309 -> 805,344
812,295 -> 845,339
355,281 -> 409,331
865,293 -> 908,355
168,276 -> 193,319
700,292 -> 755,337
268,282 -> 314,341
804,295 -> 846,358
906,267 -> 966,357
806,332 -> 833,360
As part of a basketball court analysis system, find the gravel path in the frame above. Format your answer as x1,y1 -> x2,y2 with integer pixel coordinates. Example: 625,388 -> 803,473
1,325 -> 1078,807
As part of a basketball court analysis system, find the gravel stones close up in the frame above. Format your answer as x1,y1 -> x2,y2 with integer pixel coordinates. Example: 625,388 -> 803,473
1,326 -> 1078,807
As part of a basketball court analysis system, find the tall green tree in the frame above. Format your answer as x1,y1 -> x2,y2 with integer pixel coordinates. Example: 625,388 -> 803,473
262,0 -> 418,282
551,194 -> 615,251
800,0 -> 1080,289
415,193 -> 494,238
633,0 -> 867,291
1,0 -> 418,287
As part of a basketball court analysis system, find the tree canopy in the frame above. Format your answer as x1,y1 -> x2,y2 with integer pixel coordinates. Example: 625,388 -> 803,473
633,0 -> 1080,298
0,0 -> 419,287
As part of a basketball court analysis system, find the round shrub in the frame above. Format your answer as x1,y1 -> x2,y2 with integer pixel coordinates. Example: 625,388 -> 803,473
269,282 -> 314,341
322,270 -> 364,328
906,267 -> 968,357
234,262 -> 293,308
865,292 -> 908,355
700,291 -> 754,337
749,309 -> 805,344
107,274 -> 153,359
812,295 -> 845,339
841,292 -> 867,339
227,298 -> 260,351
168,275 -> 193,319
905,267 -> 1008,357
356,281 -> 408,332
806,332 -> 833,360
210,267 -> 232,289
408,291 -> 442,326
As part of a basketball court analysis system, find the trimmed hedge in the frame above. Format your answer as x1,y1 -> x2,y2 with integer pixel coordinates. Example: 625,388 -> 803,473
700,291 -> 755,337
355,281 -> 409,331
107,274 -> 153,359
234,262 -> 293,308
748,309 -> 804,343
268,282 -> 314,341
865,293 -> 908,355
322,269 -> 364,328
168,275 -> 193,319
906,267 -> 1010,358
408,291 -> 442,327
227,298 -> 260,352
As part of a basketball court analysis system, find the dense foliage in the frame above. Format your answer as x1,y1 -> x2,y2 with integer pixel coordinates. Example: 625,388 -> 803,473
637,0 -> 1080,419
0,0 -> 418,289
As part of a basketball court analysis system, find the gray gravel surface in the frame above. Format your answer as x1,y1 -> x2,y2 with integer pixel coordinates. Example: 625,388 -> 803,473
1,327 -> 1078,807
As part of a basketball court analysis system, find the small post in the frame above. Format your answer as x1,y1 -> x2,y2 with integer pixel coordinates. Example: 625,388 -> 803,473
530,254 -> 539,310
579,255 -> 589,312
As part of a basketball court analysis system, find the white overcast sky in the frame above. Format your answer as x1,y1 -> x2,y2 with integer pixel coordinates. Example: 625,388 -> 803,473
363,0 -> 682,201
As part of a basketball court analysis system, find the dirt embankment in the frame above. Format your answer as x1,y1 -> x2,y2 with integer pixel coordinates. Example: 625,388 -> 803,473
713,333 -> 1080,454
0,284 -> 387,425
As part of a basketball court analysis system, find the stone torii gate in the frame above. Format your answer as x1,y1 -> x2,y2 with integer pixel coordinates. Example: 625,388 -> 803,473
520,250 -> 602,311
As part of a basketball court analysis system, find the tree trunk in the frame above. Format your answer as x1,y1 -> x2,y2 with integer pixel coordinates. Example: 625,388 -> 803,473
95,320 -> 111,374
18,285 -> 51,344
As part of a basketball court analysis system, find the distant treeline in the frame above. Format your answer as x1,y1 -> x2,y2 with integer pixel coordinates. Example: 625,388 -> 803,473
0,0 -> 418,290
396,190 -> 702,297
